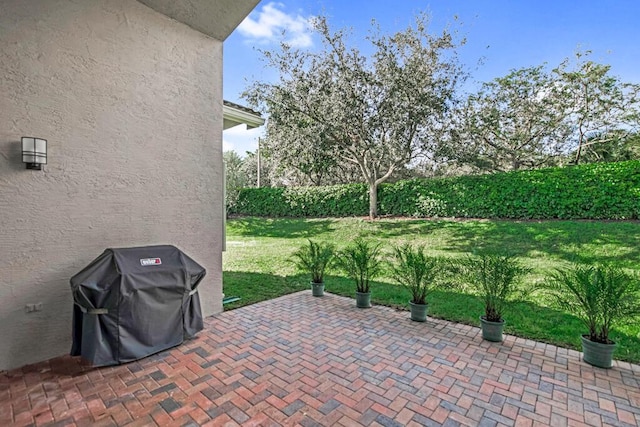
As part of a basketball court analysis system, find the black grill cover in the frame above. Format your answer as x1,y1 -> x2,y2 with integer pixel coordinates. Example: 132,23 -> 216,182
70,245 -> 205,366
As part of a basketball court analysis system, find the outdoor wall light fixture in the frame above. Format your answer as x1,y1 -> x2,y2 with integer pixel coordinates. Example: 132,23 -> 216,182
22,137 -> 47,170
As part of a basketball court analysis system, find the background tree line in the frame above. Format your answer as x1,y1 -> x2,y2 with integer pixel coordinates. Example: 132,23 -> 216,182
225,14 -> 639,217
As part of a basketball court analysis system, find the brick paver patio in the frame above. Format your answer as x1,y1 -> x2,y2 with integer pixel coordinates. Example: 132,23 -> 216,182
1,291 -> 640,427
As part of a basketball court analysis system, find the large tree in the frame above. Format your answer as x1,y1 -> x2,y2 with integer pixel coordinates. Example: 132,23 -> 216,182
446,53 -> 640,173
239,149 -> 274,188
260,117 -> 346,186
244,15 -> 465,218
445,65 -> 572,172
555,52 -> 640,164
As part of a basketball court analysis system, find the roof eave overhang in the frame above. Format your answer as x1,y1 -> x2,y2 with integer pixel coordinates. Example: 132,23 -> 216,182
223,105 -> 266,130
137,0 -> 260,41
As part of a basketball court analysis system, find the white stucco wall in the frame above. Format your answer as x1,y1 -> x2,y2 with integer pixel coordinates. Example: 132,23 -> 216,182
0,0 -> 224,371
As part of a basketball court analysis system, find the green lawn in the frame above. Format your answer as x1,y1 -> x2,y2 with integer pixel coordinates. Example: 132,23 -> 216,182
223,217 -> 640,363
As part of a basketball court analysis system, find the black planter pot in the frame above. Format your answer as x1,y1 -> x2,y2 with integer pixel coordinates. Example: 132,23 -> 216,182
311,282 -> 324,297
480,316 -> 504,342
409,301 -> 428,322
581,335 -> 616,369
355,291 -> 371,308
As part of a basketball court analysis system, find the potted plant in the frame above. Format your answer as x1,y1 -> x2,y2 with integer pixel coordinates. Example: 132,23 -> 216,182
458,252 -> 530,342
291,239 -> 335,297
390,244 -> 440,322
542,263 -> 640,368
336,238 -> 382,308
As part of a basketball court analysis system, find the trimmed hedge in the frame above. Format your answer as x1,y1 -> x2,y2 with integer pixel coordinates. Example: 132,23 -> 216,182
232,161 -> 640,219
233,183 -> 369,217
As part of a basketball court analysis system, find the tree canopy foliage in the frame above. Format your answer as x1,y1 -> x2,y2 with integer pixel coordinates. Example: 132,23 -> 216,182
244,14 -> 466,218
440,51 -> 640,173
444,65 -> 571,172
230,16 -> 640,214
556,53 -> 640,165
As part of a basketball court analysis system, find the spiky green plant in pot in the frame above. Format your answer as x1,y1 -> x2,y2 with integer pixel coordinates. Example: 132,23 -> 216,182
291,239 -> 335,297
458,252 -> 530,342
390,243 -> 440,322
336,238 -> 383,308
543,263 -> 640,368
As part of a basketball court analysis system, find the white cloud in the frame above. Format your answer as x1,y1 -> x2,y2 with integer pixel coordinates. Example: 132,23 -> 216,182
223,125 -> 265,156
222,139 -> 234,152
237,2 -> 314,48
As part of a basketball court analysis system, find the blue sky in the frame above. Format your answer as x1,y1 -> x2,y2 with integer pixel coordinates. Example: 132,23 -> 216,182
223,0 -> 640,155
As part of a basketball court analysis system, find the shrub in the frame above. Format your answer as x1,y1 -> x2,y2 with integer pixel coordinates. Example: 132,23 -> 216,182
233,184 -> 368,217
232,161 -> 640,220
379,160 -> 640,219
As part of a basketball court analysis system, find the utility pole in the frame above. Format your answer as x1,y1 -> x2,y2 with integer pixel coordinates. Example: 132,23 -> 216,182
257,137 -> 261,188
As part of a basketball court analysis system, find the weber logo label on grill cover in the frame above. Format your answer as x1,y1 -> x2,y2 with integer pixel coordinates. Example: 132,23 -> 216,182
140,258 -> 162,266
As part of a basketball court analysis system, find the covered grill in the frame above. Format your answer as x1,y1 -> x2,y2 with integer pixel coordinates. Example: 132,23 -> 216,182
70,245 -> 205,366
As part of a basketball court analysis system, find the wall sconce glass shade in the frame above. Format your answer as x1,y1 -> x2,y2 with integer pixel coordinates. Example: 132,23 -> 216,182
22,137 -> 47,170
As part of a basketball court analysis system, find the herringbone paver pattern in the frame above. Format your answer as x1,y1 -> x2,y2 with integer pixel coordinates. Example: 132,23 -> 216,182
1,291 -> 639,426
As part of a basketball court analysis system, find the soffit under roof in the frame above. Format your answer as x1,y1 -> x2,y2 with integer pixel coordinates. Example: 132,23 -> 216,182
137,0 -> 260,41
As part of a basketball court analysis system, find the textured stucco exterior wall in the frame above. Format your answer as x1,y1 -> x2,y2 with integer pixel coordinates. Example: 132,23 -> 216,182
0,0 -> 224,371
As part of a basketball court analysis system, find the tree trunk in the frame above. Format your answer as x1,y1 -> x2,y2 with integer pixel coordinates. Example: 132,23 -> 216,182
368,182 -> 378,219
